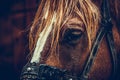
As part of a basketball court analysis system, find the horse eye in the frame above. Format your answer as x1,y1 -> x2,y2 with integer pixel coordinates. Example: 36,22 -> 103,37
62,28 -> 83,45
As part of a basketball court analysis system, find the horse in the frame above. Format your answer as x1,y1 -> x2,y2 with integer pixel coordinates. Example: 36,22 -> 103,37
20,0 -> 120,80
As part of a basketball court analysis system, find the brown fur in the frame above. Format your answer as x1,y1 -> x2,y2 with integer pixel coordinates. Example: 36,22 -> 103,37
29,0 -> 120,80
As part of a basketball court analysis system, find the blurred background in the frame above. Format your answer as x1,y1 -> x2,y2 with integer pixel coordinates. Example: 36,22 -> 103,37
0,0 -> 40,80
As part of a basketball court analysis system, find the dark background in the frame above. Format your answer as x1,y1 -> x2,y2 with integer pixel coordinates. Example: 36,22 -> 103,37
0,0 -> 40,80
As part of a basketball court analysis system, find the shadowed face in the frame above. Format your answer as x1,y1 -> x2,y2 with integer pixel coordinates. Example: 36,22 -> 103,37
29,0 -> 100,76
43,16 -> 89,75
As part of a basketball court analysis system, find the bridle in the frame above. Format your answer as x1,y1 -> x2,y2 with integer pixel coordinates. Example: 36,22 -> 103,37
80,0 -> 117,79
20,0 -> 118,80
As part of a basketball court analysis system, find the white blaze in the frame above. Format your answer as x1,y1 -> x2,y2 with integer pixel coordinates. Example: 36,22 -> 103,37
31,13 -> 56,63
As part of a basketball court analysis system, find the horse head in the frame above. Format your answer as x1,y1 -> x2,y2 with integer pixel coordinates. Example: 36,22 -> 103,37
20,0 -> 120,80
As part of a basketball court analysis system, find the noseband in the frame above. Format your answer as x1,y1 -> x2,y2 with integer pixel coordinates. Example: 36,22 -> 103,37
20,0 -> 117,80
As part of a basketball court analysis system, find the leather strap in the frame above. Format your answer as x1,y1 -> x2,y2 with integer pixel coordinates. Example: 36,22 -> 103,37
80,25 -> 107,80
80,0 -> 117,79
106,29 -> 118,80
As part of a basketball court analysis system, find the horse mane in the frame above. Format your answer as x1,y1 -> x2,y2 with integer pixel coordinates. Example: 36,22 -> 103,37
29,0 -> 100,57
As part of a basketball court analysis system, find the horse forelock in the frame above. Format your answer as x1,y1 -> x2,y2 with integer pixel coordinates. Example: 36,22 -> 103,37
29,0 -> 100,63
